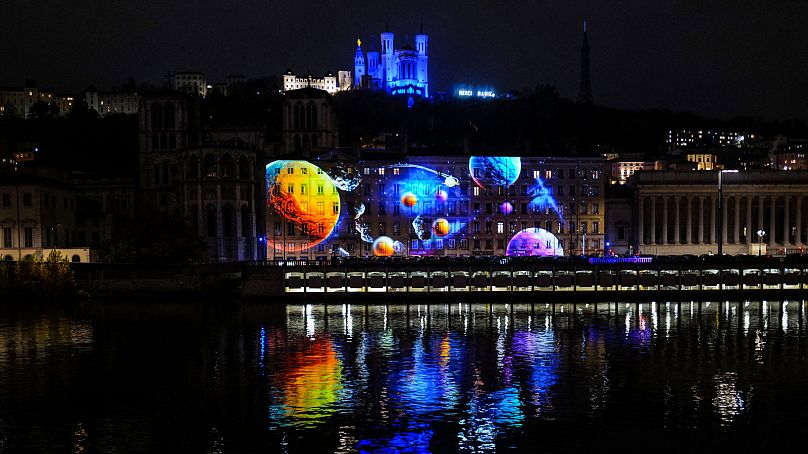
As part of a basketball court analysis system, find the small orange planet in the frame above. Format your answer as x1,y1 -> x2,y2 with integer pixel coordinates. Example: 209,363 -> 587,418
373,236 -> 395,256
400,192 -> 418,207
431,218 -> 450,237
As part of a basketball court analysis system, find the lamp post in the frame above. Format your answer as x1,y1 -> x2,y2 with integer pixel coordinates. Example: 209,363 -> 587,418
717,170 -> 738,256
757,229 -> 766,257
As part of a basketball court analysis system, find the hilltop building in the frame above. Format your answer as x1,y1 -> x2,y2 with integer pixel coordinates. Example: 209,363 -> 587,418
353,25 -> 429,97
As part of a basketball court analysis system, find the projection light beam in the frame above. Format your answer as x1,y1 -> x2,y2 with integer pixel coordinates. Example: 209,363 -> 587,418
386,163 -> 460,187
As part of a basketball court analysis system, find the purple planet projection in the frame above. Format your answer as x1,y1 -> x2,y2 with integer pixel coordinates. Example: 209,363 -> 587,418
505,228 -> 563,257
500,202 -> 513,215
435,189 -> 448,202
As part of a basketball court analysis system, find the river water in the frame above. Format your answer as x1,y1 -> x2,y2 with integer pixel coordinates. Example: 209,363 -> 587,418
1,299 -> 806,453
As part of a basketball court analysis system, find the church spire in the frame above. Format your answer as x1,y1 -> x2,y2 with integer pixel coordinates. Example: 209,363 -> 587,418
577,19 -> 593,105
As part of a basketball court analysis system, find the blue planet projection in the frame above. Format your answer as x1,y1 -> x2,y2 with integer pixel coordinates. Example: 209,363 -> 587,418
469,156 -> 521,188
506,228 -> 563,257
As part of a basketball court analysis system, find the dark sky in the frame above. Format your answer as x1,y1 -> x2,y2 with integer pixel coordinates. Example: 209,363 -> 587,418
2,0 -> 806,121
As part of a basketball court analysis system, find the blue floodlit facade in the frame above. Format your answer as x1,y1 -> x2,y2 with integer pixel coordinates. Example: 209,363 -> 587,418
354,29 -> 429,97
266,154 -> 607,259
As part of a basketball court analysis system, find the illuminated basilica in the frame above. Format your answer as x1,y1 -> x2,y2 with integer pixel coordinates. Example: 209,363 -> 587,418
353,26 -> 429,97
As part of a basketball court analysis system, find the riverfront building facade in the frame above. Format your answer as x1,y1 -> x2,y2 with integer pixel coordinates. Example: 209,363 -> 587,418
628,171 -> 808,256
266,154 -> 606,260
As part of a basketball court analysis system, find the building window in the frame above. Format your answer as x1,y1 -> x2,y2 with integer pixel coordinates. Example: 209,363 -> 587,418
24,227 -> 33,248
592,203 -> 599,215
1,194 -> 10,207
617,226 -> 626,240
497,222 -> 504,234
23,193 -> 32,207
592,221 -> 599,234
332,203 -> 339,214
3,227 -> 11,247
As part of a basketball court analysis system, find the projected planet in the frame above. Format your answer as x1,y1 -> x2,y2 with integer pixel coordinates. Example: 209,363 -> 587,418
266,160 -> 339,252
505,228 -> 563,257
500,202 -> 513,215
373,236 -> 395,256
469,156 -> 521,188
435,189 -> 448,202
401,192 -> 418,207
431,218 -> 450,237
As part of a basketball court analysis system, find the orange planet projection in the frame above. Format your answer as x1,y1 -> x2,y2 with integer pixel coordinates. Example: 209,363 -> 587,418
373,236 -> 395,256
431,218 -> 450,237
266,160 -> 340,252
400,192 -> 418,207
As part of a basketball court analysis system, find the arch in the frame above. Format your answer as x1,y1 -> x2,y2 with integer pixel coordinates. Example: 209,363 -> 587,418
222,204 -> 234,237
151,102 -> 163,129
71,255 -> 81,263
163,102 -> 175,129
204,154 -> 217,177
238,155 -> 250,179
240,205 -> 251,237
221,154 -> 234,178
188,155 -> 199,179
206,204 -> 217,237
3,255 -> 13,261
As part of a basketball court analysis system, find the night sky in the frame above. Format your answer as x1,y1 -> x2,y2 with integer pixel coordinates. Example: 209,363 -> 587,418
2,0 -> 806,121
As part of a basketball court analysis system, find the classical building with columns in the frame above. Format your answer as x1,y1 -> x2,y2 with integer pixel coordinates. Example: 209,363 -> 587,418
626,171 -> 808,255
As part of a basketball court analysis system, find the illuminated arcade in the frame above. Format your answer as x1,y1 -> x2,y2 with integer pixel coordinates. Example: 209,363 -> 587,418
266,154 -> 606,259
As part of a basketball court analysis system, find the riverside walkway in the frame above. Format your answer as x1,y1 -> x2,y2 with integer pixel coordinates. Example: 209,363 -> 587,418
241,255 -> 808,301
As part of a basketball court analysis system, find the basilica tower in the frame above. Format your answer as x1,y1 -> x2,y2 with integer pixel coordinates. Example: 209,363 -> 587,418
414,22 -> 429,97
354,39 -> 366,88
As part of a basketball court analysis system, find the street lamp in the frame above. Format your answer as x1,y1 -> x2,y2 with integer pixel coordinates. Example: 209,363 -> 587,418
756,229 -> 766,257
717,169 -> 739,256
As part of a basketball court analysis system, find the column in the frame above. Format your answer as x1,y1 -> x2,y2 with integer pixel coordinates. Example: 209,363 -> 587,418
758,195 -> 764,238
698,196 -> 705,244
733,196 -> 740,244
662,196 -> 668,245
746,196 -> 752,244
721,194 -> 728,246
783,195 -> 790,247
769,195 -> 776,246
650,196 -> 656,245
797,196 -> 803,245
686,196 -> 692,244
674,196 -> 680,244
710,196 -> 717,244
637,196 -> 644,246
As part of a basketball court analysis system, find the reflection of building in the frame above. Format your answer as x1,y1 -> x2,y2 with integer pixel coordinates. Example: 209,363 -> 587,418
353,26 -> 429,97
138,91 -> 264,261
266,153 -> 606,259
627,171 -> 808,255
282,88 -> 338,156
171,72 -> 207,97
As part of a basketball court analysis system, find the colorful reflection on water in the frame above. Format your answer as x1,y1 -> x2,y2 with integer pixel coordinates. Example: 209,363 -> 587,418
1,300 -> 808,452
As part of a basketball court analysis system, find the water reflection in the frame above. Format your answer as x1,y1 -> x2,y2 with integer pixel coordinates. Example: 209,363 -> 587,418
1,300 -> 807,452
